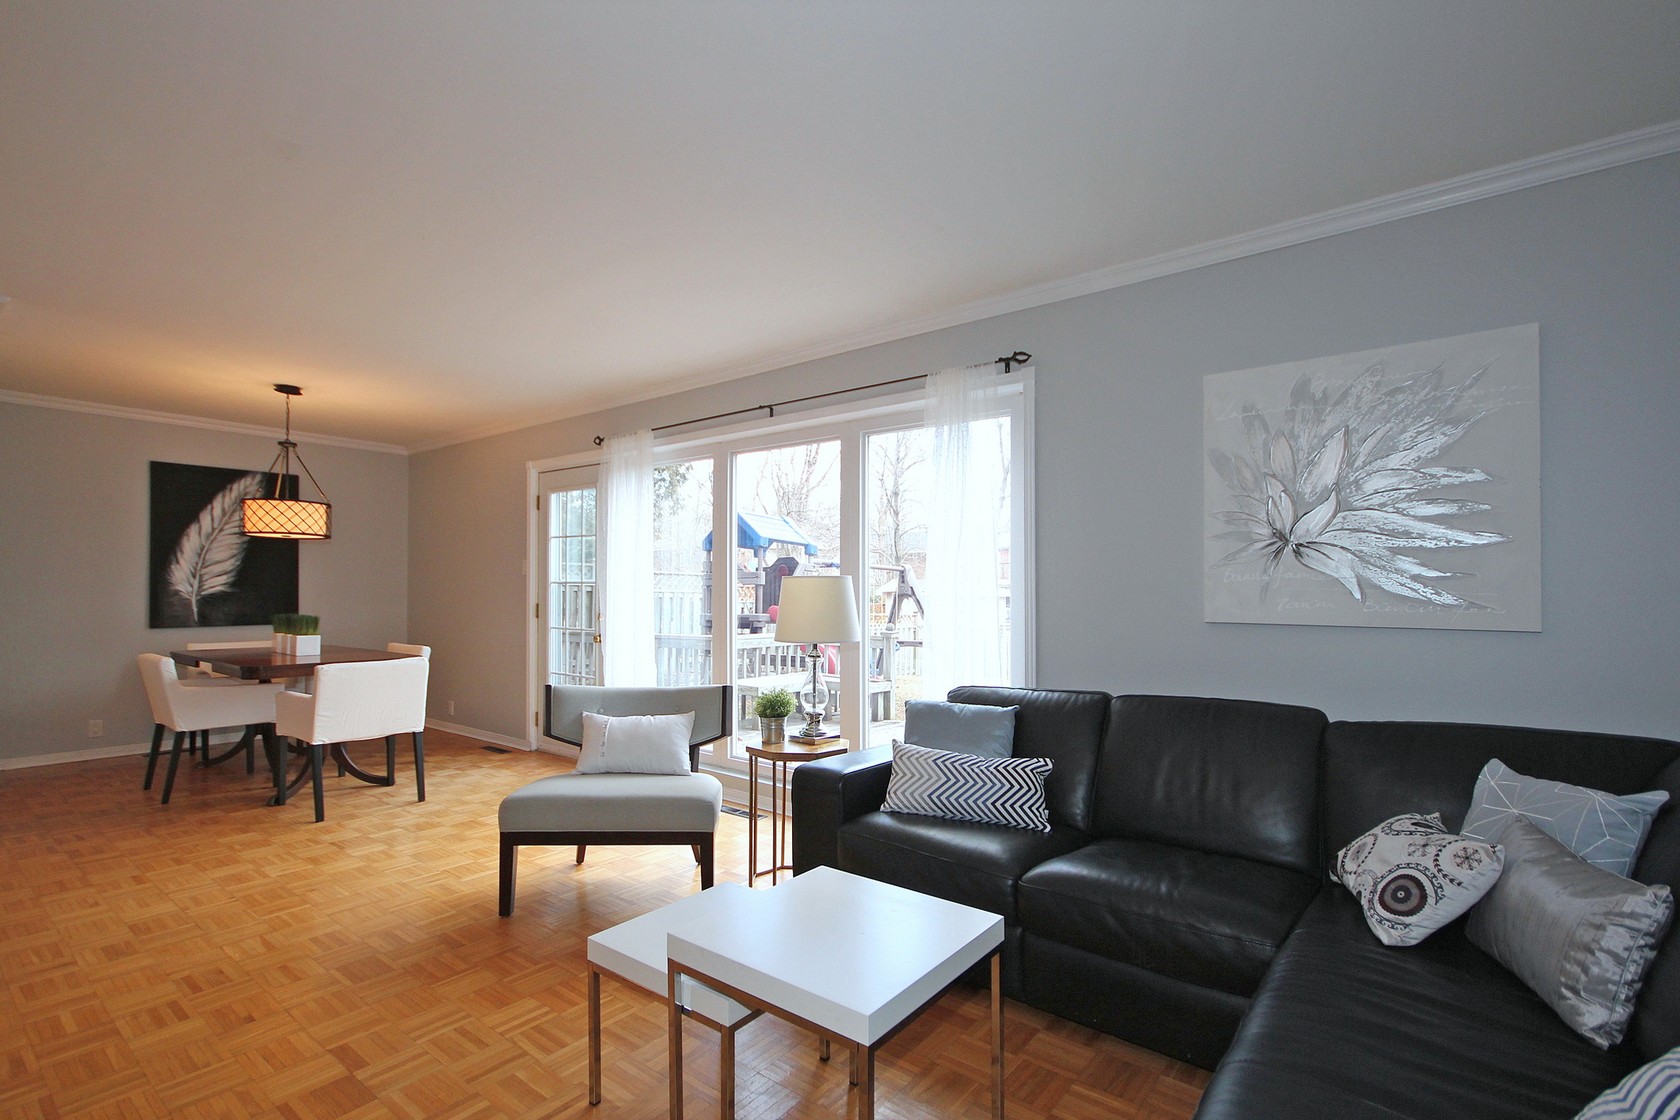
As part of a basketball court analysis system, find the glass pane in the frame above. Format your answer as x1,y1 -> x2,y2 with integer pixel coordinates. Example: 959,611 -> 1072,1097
728,441 -> 841,757
865,418 -> 1012,748
653,459 -> 714,688
546,485 -> 599,688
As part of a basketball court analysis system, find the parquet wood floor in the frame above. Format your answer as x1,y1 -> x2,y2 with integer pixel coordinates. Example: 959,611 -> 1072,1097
0,731 -> 1207,1120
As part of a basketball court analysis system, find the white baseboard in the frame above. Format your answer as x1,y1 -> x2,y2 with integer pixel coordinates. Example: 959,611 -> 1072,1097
423,719 -> 531,751
0,727 -> 263,771
1,740 -> 153,770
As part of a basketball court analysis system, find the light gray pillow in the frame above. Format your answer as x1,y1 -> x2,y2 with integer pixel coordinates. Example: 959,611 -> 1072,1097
900,700 -> 1019,758
1460,758 -> 1669,877
574,711 -> 695,775
1467,816 -> 1674,1049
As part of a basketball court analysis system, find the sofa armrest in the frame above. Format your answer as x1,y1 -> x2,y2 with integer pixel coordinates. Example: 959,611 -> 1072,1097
791,745 -> 894,875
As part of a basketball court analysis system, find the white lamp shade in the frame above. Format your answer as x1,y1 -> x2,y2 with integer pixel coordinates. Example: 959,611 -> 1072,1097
774,576 -> 862,644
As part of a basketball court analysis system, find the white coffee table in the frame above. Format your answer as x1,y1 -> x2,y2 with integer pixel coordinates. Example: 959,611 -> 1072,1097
586,884 -> 765,1109
665,866 -> 1006,1120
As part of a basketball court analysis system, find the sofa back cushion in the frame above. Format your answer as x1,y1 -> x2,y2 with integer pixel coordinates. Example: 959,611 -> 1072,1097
946,686 -> 1112,832
1091,695 -> 1328,875
1324,720 -> 1680,1061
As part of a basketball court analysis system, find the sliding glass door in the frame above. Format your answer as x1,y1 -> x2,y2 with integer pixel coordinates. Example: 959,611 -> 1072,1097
531,369 -> 1033,758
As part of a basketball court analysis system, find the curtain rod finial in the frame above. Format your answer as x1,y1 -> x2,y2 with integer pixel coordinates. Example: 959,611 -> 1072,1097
592,435 -> 604,446
996,350 -> 1032,371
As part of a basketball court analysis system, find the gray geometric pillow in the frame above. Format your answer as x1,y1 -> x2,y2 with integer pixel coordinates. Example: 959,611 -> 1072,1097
1460,758 -> 1669,877
1334,812 -> 1505,947
1467,816 -> 1674,1049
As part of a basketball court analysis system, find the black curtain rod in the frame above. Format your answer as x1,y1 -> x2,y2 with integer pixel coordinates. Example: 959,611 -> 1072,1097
593,350 -> 1030,445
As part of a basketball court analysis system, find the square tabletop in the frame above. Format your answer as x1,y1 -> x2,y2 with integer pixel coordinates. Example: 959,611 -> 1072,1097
588,883 -> 761,1028
666,866 -> 1003,1046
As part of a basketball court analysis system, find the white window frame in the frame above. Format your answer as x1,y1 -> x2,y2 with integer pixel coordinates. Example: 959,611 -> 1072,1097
525,369 -> 1036,776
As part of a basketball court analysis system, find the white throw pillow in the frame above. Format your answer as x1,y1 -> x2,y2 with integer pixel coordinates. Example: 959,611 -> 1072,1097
1334,812 -> 1505,947
573,711 -> 695,775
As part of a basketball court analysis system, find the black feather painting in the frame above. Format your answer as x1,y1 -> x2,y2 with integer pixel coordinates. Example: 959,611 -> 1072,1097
148,461 -> 299,628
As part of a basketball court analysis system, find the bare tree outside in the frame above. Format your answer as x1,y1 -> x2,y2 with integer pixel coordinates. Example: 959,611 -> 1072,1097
870,429 -> 927,570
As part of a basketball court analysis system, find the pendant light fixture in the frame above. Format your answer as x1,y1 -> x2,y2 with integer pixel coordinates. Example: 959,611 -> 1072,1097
242,384 -> 332,540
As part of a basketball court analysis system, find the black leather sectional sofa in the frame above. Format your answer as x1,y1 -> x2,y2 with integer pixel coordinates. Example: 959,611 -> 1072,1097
790,687 -> 1680,1120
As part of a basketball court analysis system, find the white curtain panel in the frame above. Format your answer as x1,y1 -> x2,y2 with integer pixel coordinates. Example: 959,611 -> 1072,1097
597,430 -> 656,686
921,366 -> 1006,700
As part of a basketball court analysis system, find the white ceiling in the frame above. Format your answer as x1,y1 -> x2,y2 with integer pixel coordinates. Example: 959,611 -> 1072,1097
3,1 -> 1677,451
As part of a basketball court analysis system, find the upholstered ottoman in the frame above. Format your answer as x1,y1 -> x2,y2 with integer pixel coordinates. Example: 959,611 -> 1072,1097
497,771 -> 723,914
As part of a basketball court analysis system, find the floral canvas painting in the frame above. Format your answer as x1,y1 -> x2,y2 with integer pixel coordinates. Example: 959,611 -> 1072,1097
149,461 -> 299,628
1203,324 -> 1540,630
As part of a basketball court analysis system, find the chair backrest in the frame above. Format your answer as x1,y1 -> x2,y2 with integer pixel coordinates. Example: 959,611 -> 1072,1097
186,639 -> 273,675
546,684 -> 733,769
304,657 -> 430,743
387,642 -> 431,659
136,653 -> 181,724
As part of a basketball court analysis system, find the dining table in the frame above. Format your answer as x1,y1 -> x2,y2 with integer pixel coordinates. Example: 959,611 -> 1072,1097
168,644 -> 413,807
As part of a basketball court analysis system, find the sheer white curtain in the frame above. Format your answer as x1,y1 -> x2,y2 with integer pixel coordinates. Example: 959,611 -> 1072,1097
920,366 -> 1006,700
597,430 -> 656,686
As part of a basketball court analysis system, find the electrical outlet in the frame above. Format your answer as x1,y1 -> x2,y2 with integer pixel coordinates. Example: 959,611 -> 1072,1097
448,700 -> 456,716
87,720 -> 103,738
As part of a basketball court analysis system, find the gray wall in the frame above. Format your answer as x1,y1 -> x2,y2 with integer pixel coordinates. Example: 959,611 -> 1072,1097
0,404 -> 409,764
417,152 -> 1675,743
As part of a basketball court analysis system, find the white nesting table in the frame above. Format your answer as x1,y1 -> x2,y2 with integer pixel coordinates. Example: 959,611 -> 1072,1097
665,866 -> 1006,1120
587,884 -> 765,1110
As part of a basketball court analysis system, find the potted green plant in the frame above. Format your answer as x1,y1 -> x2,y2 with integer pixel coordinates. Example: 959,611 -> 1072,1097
272,613 -> 322,656
753,688 -> 796,746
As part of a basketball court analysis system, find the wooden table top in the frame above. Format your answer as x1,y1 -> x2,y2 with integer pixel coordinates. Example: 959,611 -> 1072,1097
169,644 -> 407,681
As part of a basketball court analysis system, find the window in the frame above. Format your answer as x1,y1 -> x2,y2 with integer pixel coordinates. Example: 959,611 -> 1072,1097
531,370 -> 1034,763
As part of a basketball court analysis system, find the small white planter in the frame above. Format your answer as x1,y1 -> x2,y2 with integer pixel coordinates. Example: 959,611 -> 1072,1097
273,633 -> 322,655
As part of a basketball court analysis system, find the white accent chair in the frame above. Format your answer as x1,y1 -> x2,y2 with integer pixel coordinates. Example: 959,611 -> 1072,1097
498,684 -> 731,916
275,657 -> 429,822
136,653 -> 285,804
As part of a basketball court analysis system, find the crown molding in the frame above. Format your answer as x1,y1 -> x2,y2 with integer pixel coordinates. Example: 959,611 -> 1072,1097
415,119 -> 1680,452
0,388 -> 408,455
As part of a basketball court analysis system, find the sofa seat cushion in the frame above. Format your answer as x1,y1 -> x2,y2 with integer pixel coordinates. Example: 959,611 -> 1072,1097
1193,889 -> 1641,1120
1019,838 -> 1318,998
837,810 -> 1087,921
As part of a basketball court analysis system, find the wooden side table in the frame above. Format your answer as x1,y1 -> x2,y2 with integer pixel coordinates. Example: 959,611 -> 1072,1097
746,738 -> 848,885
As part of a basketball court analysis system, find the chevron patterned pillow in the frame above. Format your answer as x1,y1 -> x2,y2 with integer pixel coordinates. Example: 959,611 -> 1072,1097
1574,1045 -> 1680,1119
881,741 -> 1053,832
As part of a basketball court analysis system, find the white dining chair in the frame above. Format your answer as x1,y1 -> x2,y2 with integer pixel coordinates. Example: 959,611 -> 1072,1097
136,654 -> 285,804
274,656 -> 429,822
183,640 -> 277,765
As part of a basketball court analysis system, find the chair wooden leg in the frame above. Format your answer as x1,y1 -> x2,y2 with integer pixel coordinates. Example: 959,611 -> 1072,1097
698,835 -> 715,889
498,835 -> 517,917
310,744 -> 326,823
161,731 -> 187,805
143,724 -> 165,790
384,735 -> 397,786
576,845 -> 587,865
244,725 -> 256,774
412,731 -> 426,802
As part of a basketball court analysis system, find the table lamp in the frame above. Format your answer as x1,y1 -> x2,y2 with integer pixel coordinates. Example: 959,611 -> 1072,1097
773,575 -> 862,743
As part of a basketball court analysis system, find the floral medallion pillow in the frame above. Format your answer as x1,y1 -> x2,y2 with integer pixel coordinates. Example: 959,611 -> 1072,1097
1334,812 -> 1505,947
